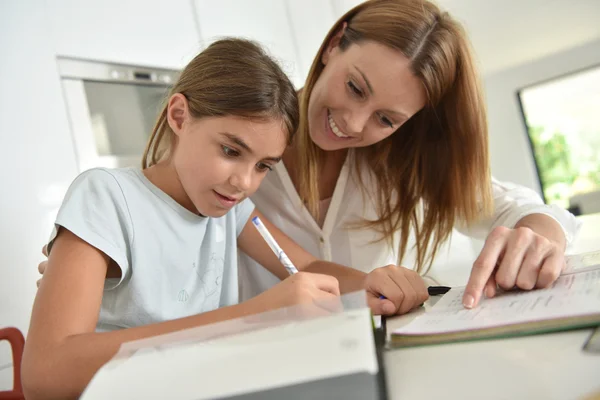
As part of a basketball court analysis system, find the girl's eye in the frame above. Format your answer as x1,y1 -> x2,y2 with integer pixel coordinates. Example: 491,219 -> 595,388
256,162 -> 272,172
222,145 -> 239,157
378,114 -> 394,128
347,80 -> 364,98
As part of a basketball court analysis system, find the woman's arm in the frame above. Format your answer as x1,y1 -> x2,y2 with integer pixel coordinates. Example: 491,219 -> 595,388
456,177 -> 580,242
514,213 -> 567,249
456,178 -> 580,308
463,214 -> 568,308
23,228 -> 333,400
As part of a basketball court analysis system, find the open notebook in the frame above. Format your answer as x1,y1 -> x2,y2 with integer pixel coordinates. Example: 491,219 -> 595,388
391,264 -> 600,347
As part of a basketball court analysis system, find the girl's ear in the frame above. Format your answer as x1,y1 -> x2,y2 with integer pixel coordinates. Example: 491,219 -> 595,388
322,22 -> 348,65
166,93 -> 189,137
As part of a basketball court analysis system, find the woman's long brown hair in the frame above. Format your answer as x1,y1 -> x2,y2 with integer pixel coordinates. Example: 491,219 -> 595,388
295,0 -> 493,274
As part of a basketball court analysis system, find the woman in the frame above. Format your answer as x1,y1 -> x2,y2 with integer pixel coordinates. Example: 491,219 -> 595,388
239,0 -> 580,310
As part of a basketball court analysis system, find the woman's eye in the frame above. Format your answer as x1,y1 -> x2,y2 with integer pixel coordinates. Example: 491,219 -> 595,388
222,145 -> 239,157
256,163 -> 272,172
347,81 -> 363,97
378,114 -> 394,128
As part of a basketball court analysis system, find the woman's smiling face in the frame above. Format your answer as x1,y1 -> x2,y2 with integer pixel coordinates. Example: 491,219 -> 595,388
307,38 -> 427,151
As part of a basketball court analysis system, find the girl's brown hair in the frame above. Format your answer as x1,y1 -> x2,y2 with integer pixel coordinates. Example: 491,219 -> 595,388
296,0 -> 493,273
143,38 -> 299,168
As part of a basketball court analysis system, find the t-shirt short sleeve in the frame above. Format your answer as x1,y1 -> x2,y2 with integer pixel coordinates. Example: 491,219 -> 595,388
235,198 -> 255,237
48,168 -> 133,289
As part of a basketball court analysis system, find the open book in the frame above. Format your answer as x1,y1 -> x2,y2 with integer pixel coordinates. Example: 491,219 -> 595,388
391,264 -> 600,347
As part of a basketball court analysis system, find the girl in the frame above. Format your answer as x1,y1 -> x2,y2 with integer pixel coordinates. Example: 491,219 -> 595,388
23,39 -> 427,400
239,0 -> 581,309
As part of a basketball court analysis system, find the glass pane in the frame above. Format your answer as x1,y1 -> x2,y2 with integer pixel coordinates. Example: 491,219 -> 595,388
519,66 -> 600,215
84,81 -> 169,156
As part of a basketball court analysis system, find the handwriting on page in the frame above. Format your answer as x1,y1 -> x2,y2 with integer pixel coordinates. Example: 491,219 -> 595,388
395,267 -> 600,335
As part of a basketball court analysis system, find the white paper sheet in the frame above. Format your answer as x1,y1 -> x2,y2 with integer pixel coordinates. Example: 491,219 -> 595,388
566,249 -> 600,271
395,265 -> 600,335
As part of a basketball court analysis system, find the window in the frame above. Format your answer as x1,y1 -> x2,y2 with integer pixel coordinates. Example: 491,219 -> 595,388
518,65 -> 600,215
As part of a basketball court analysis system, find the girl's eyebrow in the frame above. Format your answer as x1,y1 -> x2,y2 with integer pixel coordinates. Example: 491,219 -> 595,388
219,132 -> 282,162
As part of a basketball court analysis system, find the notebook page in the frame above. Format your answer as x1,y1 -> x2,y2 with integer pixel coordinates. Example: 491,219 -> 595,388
395,265 -> 600,335
565,249 -> 600,271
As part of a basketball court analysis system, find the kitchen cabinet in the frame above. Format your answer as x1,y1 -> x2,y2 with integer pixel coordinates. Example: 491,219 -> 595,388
193,0 -> 302,87
46,0 -> 200,69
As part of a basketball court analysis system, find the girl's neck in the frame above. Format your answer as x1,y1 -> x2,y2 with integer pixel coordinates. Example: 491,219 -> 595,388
142,161 -> 198,214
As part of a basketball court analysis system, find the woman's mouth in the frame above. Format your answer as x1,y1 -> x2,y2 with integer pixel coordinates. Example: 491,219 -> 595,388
325,110 -> 352,140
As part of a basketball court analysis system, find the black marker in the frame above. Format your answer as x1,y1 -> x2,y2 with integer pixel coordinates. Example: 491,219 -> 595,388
379,285 -> 451,300
427,285 -> 451,296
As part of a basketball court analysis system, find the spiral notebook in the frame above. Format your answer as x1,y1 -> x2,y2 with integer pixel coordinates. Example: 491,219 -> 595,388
391,264 -> 600,347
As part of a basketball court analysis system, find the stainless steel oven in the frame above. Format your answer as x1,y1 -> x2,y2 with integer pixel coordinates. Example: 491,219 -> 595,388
58,57 -> 179,171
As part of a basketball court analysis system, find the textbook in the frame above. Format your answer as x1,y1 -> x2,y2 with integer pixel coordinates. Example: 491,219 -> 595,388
81,291 -> 388,400
391,264 -> 600,347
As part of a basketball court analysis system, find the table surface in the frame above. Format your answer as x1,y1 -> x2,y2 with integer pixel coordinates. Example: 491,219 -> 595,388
383,212 -> 600,400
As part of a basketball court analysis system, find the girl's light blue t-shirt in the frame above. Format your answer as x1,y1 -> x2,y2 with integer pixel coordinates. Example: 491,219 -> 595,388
48,167 -> 255,331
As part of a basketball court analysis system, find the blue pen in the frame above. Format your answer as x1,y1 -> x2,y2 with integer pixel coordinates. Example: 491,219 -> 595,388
252,216 -> 299,275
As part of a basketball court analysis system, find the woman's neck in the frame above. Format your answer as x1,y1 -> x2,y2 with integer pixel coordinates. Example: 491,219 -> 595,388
283,146 -> 348,201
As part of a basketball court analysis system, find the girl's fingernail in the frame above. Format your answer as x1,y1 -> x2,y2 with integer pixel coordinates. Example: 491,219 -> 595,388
383,303 -> 395,314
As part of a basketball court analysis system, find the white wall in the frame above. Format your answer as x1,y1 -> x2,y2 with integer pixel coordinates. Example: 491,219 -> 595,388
440,0 -> 600,75
0,0 -> 80,389
484,39 -> 600,192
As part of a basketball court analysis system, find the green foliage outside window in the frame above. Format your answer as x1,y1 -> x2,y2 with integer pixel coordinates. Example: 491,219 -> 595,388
530,125 -> 600,208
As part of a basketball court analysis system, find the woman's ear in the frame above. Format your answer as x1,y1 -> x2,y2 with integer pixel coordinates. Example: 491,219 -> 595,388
166,93 -> 189,137
321,22 -> 347,65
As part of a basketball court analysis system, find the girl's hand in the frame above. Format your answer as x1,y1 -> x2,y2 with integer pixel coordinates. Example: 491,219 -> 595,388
364,265 -> 429,316
245,272 -> 341,316
463,226 -> 565,309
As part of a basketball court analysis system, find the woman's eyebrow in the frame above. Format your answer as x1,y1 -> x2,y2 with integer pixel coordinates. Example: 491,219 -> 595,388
353,65 -> 374,95
353,66 -> 409,120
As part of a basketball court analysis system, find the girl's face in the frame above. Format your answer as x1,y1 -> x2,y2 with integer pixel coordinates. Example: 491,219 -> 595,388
167,94 -> 287,217
308,35 -> 427,152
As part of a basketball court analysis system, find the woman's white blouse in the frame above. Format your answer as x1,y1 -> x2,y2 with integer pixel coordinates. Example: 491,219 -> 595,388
239,158 -> 581,301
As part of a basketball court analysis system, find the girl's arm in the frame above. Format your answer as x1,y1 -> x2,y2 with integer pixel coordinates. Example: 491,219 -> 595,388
22,228 -> 336,400
237,210 -> 365,292
237,210 -> 429,315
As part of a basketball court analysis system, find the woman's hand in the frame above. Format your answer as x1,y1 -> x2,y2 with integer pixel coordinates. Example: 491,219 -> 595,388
463,225 -> 566,309
37,245 -> 49,287
364,265 -> 429,316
